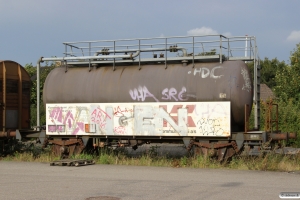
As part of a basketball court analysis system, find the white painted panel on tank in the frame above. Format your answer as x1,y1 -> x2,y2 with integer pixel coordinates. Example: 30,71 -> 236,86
46,102 -> 231,137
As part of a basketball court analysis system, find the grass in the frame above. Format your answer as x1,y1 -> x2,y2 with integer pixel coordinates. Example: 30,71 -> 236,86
1,143 -> 300,172
0,139 -> 60,162
226,154 -> 298,171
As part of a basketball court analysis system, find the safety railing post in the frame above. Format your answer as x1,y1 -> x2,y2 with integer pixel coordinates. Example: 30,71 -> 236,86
219,35 -> 222,63
113,41 -> 116,71
165,38 -> 167,69
138,40 -> 141,70
192,37 -> 195,68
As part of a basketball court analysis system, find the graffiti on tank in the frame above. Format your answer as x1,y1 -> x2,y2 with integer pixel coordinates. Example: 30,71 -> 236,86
91,106 -> 111,129
49,107 -> 63,123
162,87 -> 189,101
129,86 -> 159,102
72,122 -> 85,135
197,118 -> 226,136
73,107 -> 90,135
48,106 -> 86,135
188,66 -> 223,79
114,126 -> 126,135
134,105 -> 188,136
63,111 -> 75,129
195,103 -> 228,118
113,106 -> 133,116
46,102 -> 230,137
241,68 -> 251,92
129,86 -> 190,102
159,105 -> 196,128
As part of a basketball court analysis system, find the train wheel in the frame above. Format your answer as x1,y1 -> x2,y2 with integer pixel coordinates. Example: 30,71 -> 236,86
193,146 -> 203,156
221,147 -> 236,163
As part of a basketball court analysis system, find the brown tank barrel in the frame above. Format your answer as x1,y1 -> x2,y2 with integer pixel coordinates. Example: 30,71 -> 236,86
43,61 -> 253,131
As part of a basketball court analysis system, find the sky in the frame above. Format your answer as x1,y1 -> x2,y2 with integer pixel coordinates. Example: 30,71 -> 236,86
1,0 -> 300,67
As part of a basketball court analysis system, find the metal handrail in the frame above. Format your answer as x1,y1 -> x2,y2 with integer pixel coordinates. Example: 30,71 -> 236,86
61,35 -> 258,63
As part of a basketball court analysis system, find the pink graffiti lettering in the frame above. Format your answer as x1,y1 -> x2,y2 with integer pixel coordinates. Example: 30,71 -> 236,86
178,87 -> 189,101
162,88 -> 178,101
129,86 -> 159,102
72,122 -> 84,135
50,107 -> 63,122
159,105 -> 196,127
63,111 -> 75,129
162,87 -> 188,101
91,107 -> 111,129
114,126 -> 126,135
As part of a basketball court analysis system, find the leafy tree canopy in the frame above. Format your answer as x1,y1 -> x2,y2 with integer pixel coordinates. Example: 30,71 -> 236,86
273,43 -> 300,101
247,57 -> 286,89
24,62 -> 57,126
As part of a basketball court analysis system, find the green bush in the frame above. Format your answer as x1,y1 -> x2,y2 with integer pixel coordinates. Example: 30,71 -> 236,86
249,99 -> 300,147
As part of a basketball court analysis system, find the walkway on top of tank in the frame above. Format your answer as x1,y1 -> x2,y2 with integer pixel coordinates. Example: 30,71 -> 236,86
44,35 -> 258,66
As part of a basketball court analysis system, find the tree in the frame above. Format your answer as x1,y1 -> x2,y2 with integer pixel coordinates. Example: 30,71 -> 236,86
247,57 -> 286,89
24,62 -> 56,127
246,44 -> 300,146
259,58 -> 286,89
273,43 -> 300,101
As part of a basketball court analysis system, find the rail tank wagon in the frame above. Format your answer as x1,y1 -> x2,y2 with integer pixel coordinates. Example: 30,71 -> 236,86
38,35 -> 296,160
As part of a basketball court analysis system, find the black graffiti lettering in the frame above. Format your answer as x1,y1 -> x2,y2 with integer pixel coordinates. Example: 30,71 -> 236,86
197,118 -> 224,136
